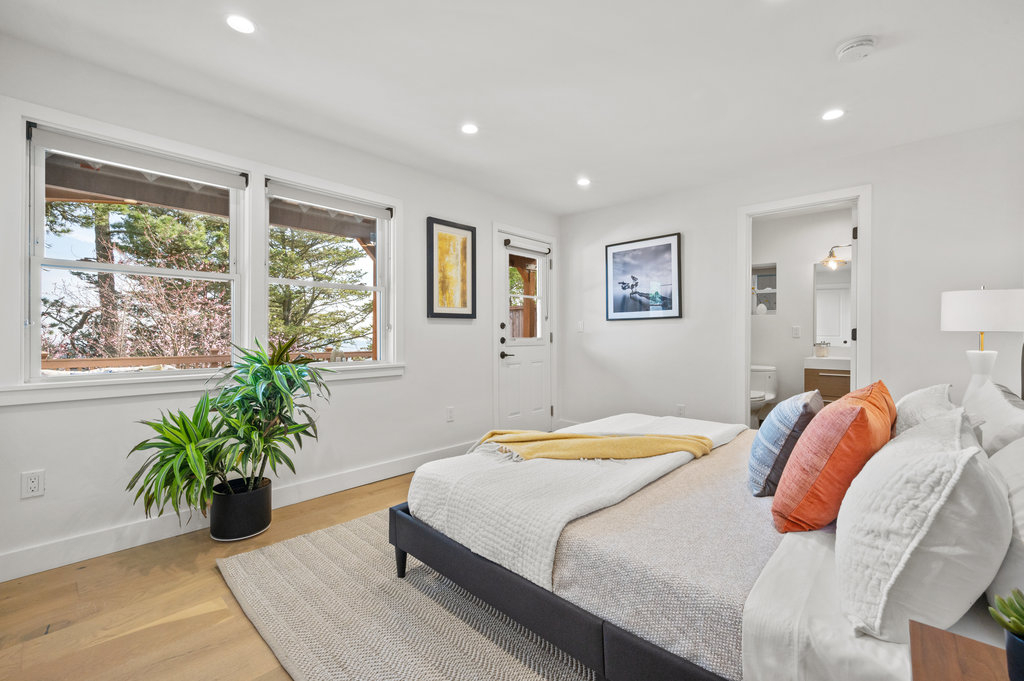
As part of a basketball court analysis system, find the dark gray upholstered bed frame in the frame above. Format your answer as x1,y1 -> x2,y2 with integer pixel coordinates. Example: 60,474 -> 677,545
389,502 -> 728,681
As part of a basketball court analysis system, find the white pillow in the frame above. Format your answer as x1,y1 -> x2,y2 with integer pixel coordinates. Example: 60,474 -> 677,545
836,408 -> 1012,643
892,384 -> 954,437
988,437 -> 1024,605
963,380 -> 1024,454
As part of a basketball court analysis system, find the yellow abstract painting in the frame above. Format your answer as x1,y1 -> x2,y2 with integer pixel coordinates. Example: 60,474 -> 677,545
436,231 -> 468,308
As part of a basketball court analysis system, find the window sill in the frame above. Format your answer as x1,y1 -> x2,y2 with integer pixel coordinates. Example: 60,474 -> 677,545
0,363 -> 405,407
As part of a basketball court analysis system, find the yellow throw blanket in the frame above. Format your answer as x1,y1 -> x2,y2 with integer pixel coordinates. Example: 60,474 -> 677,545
480,430 -> 713,461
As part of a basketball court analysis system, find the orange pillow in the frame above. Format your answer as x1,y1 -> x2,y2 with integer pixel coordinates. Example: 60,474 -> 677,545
771,380 -> 896,533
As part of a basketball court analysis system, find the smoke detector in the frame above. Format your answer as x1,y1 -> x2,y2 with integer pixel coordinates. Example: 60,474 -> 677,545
835,35 -> 877,63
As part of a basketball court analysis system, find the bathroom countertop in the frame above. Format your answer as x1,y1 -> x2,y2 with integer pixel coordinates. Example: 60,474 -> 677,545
804,356 -> 851,371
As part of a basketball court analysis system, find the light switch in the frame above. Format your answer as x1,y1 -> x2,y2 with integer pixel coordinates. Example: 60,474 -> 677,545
791,325 -> 801,338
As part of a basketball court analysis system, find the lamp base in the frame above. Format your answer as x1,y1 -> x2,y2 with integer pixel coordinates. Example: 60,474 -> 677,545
964,350 -> 998,402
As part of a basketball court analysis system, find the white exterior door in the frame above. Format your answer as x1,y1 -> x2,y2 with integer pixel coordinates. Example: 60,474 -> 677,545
496,233 -> 552,431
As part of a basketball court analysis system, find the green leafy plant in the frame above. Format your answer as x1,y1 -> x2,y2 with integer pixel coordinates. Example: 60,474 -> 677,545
215,336 -> 330,492
127,336 -> 330,519
990,589 -> 1024,637
126,393 -> 236,519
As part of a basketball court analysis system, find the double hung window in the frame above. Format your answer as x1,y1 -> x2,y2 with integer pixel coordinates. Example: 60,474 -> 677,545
29,128 -> 243,376
266,181 -> 391,362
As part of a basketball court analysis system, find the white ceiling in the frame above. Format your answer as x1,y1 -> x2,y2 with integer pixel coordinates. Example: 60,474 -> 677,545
2,1 -> 1023,215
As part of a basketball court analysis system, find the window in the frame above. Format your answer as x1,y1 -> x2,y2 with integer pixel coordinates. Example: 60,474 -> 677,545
266,181 -> 392,363
25,126 -> 398,385
29,128 -> 244,377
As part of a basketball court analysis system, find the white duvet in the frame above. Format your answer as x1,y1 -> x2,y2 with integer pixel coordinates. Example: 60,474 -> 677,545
742,529 -> 1003,681
407,414 -> 746,590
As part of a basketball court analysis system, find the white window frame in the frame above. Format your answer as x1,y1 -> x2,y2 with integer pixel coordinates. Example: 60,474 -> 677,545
1,115 -> 404,406
26,128 -> 245,383
265,179 -> 395,367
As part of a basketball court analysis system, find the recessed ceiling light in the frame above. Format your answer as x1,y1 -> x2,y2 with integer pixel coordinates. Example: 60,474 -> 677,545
461,122 -> 479,135
226,15 -> 256,34
822,109 -> 845,121
577,177 -> 591,187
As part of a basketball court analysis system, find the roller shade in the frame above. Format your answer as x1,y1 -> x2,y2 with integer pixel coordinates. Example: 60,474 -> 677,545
503,235 -> 551,255
31,127 -> 246,191
266,179 -> 393,222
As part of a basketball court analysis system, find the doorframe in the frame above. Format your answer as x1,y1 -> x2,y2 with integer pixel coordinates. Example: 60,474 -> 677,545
492,222 -> 558,430
735,185 -> 872,424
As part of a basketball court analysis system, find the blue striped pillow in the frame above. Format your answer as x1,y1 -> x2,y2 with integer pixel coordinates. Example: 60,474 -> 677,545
748,390 -> 824,497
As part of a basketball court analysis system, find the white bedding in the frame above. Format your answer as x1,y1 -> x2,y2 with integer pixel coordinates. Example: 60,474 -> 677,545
408,414 -> 747,590
742,529 -> 1004,681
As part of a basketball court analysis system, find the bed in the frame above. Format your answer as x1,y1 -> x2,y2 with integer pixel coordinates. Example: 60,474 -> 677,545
388,411 -> 1005,681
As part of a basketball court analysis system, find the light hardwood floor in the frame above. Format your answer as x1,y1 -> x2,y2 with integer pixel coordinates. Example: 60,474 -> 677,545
0,473 -> 413,681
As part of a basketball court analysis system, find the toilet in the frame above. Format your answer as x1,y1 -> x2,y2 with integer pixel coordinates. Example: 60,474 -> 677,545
750,365 -> 777,428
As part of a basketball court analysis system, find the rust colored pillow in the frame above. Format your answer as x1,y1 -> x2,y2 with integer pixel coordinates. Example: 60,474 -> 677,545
771,381 -> 897,533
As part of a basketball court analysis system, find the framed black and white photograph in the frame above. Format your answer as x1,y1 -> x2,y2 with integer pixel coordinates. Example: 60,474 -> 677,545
605,233 -> 682,320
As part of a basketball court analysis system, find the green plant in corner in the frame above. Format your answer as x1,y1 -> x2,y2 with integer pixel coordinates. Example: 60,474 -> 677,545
126,393 -> 235,519
215,336 -> 331,492
989,589 -> 1024,637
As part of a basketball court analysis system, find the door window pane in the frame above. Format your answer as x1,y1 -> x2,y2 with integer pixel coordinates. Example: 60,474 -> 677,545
508,252 -> 541,340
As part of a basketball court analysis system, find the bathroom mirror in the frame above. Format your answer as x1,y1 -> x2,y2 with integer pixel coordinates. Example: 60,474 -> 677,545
813,262 -> 852,346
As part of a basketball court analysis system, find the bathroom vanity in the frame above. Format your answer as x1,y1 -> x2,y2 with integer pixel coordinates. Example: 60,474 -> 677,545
804,356 -> 851,404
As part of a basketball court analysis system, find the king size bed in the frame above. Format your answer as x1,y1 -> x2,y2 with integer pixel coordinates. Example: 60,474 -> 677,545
389,404 -> 1010,681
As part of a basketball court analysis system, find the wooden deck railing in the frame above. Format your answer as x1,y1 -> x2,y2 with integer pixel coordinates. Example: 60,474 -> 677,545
41,350 -> 373,371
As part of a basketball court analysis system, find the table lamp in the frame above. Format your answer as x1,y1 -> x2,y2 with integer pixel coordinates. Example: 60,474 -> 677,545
940,288 -> 1024,400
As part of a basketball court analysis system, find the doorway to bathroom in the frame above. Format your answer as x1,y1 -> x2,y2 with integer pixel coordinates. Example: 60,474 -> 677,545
736,186 -> 872,428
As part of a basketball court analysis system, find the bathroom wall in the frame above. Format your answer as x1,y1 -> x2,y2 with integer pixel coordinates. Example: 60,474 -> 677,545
751,208 -> 853,402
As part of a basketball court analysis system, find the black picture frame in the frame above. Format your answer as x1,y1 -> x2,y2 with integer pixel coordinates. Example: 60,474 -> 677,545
427,216 -> 477,319
605,232 -> 682,320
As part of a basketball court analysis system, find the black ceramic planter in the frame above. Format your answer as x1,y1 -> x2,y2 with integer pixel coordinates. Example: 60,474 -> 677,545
210,477 -> 272,541
1008,630 -> 1024,681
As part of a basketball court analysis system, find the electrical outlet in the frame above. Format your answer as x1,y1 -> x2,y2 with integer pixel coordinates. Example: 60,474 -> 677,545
445,406 -> 455,423
791,325 -> 801,338
21,470 -> 45,498
576,320 -> 585,333
675,404 -> 686,417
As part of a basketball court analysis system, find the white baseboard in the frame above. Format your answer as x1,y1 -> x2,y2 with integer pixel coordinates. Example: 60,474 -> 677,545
553,418 -> 580,430
0,440 -> 472,583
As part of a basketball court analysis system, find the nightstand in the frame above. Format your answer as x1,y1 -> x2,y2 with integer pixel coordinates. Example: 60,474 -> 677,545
910,620 -> 1008,681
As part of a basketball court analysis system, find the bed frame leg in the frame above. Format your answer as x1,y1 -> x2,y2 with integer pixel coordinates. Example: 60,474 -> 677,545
395,547 -> 408,578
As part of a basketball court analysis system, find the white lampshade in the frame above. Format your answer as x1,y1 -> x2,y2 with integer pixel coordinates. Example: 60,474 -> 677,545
940,289 -> 1024,333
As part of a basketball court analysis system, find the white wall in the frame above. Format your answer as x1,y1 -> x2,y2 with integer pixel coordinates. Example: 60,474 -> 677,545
0,37 -> 557,581
559,119 -> 1024,426
751,209 -> 853,402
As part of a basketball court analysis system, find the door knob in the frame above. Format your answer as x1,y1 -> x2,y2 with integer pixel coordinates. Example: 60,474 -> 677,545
500,351 -> 515,359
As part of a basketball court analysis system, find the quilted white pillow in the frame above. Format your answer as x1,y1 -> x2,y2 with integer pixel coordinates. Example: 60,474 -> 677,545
892,383 -> 954,437
988,437 -> 1024,605
835,408 -> 1012,643
963,380 -> 1024,454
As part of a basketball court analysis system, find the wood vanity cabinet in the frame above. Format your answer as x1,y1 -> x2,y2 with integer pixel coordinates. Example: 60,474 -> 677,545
804,368 -> 851,403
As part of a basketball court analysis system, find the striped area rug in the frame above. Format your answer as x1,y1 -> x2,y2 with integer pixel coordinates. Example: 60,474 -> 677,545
218,511 -> 594,681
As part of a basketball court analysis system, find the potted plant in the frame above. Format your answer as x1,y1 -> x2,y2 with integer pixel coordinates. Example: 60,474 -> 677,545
989,589 -> 1024,680
127,337 -> 330,541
